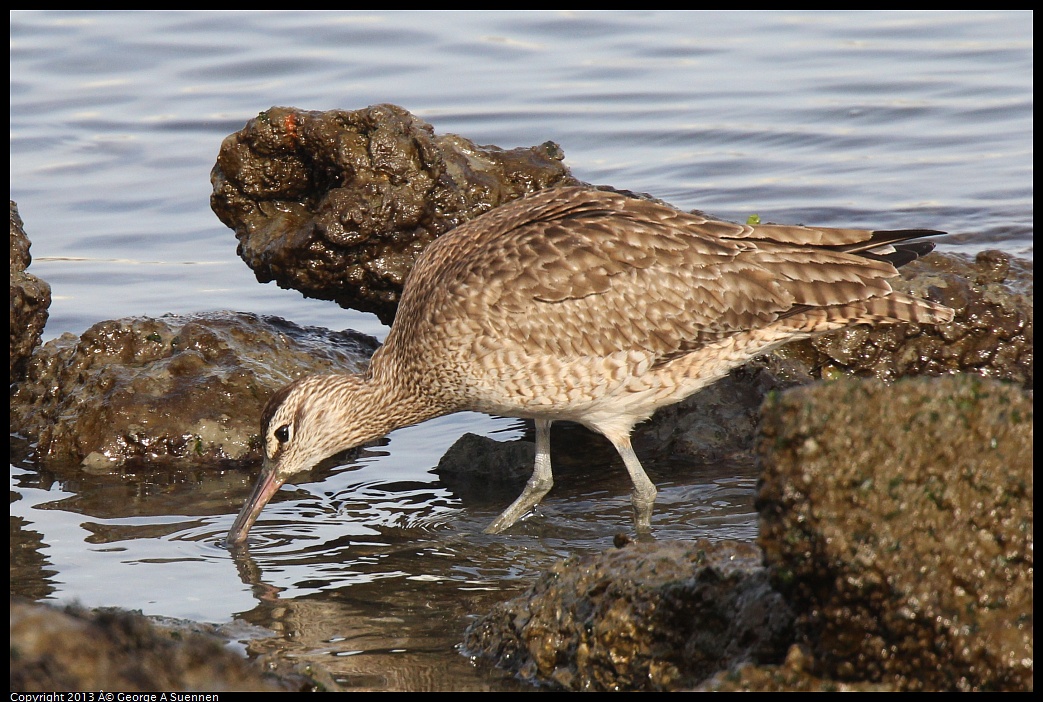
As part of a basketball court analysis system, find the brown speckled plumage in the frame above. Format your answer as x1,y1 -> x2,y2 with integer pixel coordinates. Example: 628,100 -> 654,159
228,186 -> 953,544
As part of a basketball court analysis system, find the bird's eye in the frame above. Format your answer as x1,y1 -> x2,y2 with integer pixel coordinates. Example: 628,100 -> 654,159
275,424 -> 291,444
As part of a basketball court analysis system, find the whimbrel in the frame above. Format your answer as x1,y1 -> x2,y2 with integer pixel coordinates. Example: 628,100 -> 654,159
227,186 -> 953,544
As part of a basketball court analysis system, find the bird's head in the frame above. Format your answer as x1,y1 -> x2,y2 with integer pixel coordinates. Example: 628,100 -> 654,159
226,374 -> 383,546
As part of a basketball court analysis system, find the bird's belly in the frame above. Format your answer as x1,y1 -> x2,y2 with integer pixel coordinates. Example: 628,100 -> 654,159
452,348 -> 715,428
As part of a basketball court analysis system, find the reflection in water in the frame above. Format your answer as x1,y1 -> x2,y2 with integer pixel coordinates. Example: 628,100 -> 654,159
218,447 -> 756,690
13,426 -> 756,690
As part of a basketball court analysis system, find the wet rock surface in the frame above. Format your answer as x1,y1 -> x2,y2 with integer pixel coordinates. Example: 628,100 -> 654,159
434,432 -> 537,506
805,251 -> 1032,386
10,201 -> 51,384
754,374 -> 1032,691
211,104 -> 579,325
697,644 -> 896,691
10,598 -> 315,692
463,539 -> 794,691
10,312 -> 376,471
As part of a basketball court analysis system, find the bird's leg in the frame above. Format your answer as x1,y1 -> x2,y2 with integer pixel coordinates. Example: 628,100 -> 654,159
484,418 -> 554,533
608,434 -> 657,533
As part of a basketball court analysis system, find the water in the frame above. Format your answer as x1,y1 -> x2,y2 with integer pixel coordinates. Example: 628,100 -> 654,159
9,10 -> 1033,691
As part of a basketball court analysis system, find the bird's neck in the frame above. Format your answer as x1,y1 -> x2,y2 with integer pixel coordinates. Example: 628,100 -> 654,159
345,353 -> 448,438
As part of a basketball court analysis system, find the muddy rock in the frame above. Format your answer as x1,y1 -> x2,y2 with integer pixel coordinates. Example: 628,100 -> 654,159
756,375 -> 1033,691
10,201 -> 51,384
10,312 -> 377,470
463,539 -> 794,691
10,598 -> 313,691
211,104 -> 579,325
634,358 -> 810,463
799,251 -> 1032,386
434,432 -> 537,507
698,644 -> 896,691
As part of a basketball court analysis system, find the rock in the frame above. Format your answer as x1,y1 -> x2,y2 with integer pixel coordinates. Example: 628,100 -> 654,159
756,375 -> 1033,691
812,250 -> 1031,385
463,539 -> 794,691
10,312 -> 377,470
9,598 -> 309,691
211,104 -> 579,325
10,201 -> 51,384
698,644 -> 895,691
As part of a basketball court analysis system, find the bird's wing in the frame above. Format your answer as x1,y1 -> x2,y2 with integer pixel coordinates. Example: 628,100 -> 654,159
402,187 -> 934,362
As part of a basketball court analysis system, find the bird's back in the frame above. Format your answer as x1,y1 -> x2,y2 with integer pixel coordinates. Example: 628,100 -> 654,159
372,186 -> 951,424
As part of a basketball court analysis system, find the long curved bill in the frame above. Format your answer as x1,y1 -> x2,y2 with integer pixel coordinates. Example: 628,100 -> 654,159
227,462 -> 286,546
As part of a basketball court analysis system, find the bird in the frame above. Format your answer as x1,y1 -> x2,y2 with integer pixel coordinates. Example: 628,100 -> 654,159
227,185 -> 953,545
